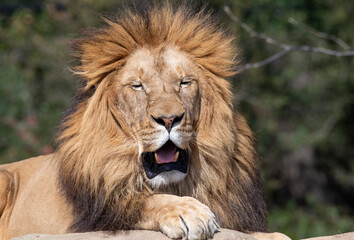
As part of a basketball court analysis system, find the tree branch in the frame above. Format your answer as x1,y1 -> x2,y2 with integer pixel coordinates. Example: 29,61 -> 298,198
224,6 -> 288,49
288,17 -> 350,50
224,5 -> 354,72
236,48 -> 291,72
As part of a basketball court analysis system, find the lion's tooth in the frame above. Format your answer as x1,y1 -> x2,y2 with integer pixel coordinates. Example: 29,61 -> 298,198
155,152 -> 161,163
174,151 -> 179,161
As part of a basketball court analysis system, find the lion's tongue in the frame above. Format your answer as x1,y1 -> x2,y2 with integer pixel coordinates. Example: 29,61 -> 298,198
155,141 -> 177,164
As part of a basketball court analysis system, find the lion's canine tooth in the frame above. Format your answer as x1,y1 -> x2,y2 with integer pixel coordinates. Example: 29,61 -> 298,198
154,152 -> 160,163
174,151 -> 179,161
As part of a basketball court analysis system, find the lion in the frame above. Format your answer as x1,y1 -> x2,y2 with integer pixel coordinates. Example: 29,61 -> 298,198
0,2 -> 290,240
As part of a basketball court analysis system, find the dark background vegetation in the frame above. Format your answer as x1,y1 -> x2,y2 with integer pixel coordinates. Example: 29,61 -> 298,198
0,0 -> 353,239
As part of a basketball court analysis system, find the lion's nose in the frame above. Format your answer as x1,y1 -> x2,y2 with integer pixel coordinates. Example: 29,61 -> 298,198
151,113 -> 184,132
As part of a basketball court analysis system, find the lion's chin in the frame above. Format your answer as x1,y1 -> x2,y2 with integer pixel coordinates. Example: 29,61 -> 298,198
146,170 -> 187,189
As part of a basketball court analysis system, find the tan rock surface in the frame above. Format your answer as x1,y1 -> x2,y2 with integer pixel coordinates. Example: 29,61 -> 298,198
11,229 -> 256,240
301,232 -> 354,240
12,229 -> 354,240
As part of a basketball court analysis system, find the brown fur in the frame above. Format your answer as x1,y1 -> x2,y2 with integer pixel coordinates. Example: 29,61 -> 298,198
57,2 -> 266,233
0,2 -> 276,239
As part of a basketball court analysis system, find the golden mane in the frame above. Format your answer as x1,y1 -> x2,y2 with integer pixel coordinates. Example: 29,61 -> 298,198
57,2 -> 266,233
73,2 -> 236,89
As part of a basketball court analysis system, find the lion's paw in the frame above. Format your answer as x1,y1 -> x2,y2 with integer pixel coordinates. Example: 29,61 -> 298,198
156,197 -> 219,240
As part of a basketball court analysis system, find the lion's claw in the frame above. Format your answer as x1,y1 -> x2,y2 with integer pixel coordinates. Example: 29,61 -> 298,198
155,196 -> 219,240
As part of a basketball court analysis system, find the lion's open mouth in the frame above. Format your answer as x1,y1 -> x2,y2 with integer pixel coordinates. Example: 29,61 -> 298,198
142,140 -> 188,179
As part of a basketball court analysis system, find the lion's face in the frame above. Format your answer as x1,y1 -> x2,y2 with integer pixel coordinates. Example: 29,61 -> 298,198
111,46 -> 202,188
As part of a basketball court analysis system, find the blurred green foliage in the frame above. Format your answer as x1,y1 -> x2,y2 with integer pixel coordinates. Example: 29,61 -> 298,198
0,0 -> 353,238
269,198 -> 354,239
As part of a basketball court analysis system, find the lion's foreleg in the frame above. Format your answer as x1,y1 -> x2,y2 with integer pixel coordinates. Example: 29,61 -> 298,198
136,194 -> 219,240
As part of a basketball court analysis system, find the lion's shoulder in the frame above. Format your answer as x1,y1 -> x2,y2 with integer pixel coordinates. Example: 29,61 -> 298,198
0,154 -> 56,215
0,154 -> 73,238
0,154 -> 54,174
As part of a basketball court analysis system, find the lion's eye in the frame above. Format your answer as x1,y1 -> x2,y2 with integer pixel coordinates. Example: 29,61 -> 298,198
180,77 -> 192,88
131,83 -> 143,91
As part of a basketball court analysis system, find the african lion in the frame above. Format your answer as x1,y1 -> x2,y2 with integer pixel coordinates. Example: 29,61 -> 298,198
0,3 -> 289,240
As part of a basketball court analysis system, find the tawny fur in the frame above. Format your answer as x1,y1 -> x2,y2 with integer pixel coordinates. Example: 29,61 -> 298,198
56,2 -> 266,232
0,2 -> 274,239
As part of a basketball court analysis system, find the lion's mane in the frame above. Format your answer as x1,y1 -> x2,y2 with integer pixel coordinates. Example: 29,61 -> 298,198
57,2 -> 267,233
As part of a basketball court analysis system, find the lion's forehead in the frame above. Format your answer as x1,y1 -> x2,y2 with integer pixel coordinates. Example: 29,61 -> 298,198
120,46 -> 194,85
161,48 -> 192,74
